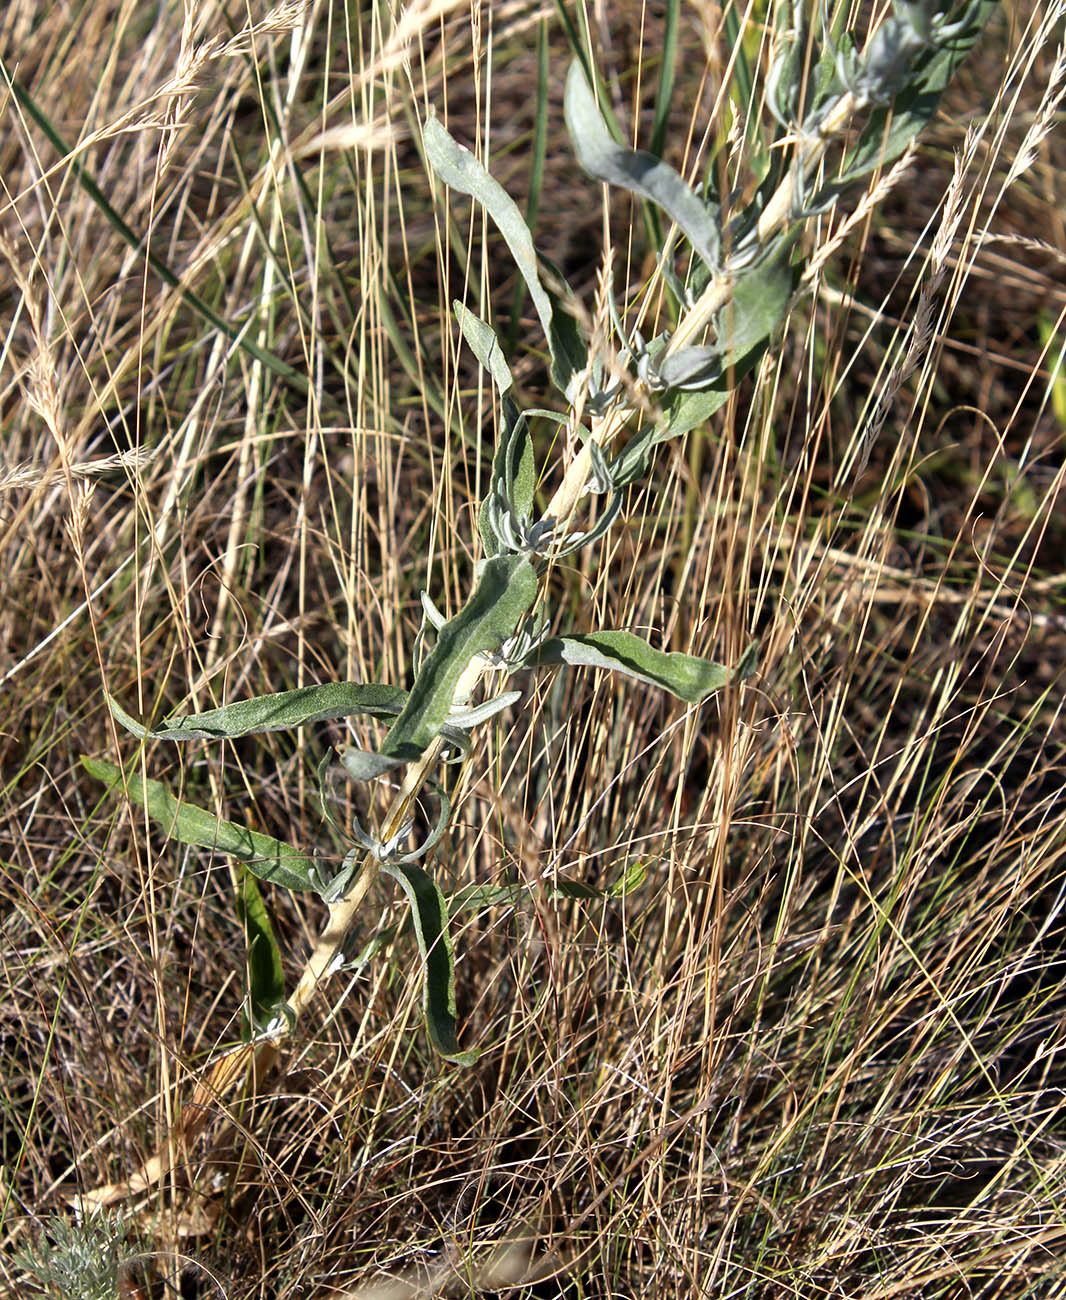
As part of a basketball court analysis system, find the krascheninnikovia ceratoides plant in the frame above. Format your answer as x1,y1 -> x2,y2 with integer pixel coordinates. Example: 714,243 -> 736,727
86,0 -> 996,1072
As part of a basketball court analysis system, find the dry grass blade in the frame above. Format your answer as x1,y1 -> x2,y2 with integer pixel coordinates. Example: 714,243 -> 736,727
3,1 -> 1065,1298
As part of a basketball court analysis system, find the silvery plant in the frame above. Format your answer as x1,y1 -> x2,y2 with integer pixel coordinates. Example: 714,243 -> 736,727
89,0 -> 996,1066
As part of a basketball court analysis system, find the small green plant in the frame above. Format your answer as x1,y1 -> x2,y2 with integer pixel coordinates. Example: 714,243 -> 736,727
13,1210 -> 135,1299
86,0 -> 994,1096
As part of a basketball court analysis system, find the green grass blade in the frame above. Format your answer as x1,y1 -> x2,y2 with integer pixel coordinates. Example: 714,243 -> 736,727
106,683 -> 408,742
650,0 -> 681,158
722,0 -> 755,124
507,20 -> 551,353
380,860 -> 478,1066
0,62 -> 308,395
82,757 -> 316,892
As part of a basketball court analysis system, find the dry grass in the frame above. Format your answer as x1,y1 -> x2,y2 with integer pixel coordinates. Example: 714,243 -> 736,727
2,0 -> 1065,1296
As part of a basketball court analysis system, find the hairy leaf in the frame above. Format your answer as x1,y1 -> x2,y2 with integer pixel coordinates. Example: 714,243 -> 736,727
715,249 -> 794,363
425,115 -> 585,394
107,682 -> 407,742
236,867 -> 287,1036
479,399 -> 536,558
380,860 -> 478,1066
382,555 -> 539,762
454,302 -> 513,395
815,0 -> 997,201
564,61 -> 721,271
83,757 -> 316,892
520,630 -> 748,702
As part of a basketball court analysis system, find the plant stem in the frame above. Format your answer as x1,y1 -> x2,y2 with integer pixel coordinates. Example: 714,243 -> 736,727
282,92 -> 871,1030
90,75 -> 869,1194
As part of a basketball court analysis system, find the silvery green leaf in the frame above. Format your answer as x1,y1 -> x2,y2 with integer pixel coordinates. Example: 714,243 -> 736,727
83,756 -> 317,892
653,249 -> 791,440
714,246 -> 794,363
382,554 -> 538,762
478,397 -> 535,557
479,494 -> 504,560
312,845 -> 363,904
655,346 -> 723,391
518,630 -> 750,703
107,682 -> 407,742
564,62 -> 722,273
453,302 -> 513,395
396,781 -> 452,863
380,859 -> 478,1065
585,439 -> 613,494
339,747 -> 403,781
424,114 -> 585,395
813,0 -> 995,201
421,590 -> 447,631
664,388 -> 733,440
766,0 -> 810,129
347,774 -> 450,868
550,491 -> 623,559
446,689 -> 522,729
499,399 -> 535,519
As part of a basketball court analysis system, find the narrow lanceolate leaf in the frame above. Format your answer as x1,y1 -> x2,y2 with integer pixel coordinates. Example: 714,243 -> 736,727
564,61 -> 721,272
519,630 -> 750,703
454,303 -> 514,395
382,555 -> 538,762
83,757 -> 316,892
380,860 -> 478,1066
107,682 -> 407,742
236,866 -> 287,1036
424,115 -> 585,395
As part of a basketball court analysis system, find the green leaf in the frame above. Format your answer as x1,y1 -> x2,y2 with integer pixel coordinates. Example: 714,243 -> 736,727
608,860 -> 647,897
235,866 -> 287,1036
454,302 -> 514,396
660,248 -> 794,438
815,0 -> 997,200
478,397 -> 536,558
106,682 -> 407,742
664,387 -> 733,440
564,61 -> 721,272
508,19 -> 551,353
649,0 -> 680,158
424,115 -> 586,395
82,757 -> 316,892
715,249 -> 794,364
382,555 -> 538,762
380,860 -> 478,1066
519,630 -> 748,703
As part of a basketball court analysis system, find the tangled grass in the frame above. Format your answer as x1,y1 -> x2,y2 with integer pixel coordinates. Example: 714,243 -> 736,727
2,0 -> 1065,1296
